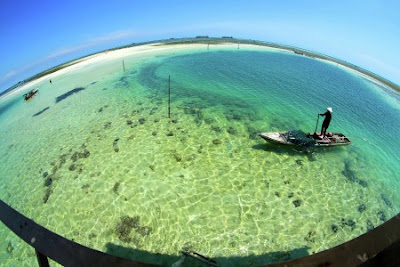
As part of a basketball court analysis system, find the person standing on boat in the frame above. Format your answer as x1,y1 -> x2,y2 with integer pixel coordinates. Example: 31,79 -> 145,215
319,107 -> 332,137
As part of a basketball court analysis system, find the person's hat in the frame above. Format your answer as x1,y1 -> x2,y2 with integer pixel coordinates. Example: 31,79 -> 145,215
327,107 -> 333,113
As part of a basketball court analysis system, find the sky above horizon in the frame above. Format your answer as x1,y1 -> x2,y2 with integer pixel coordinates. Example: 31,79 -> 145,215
0,0 -> 399,93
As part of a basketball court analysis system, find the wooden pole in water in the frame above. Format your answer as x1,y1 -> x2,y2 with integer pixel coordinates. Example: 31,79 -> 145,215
207,43 -> 209,50
122,60 -> 126,72
168,75 -> 171,118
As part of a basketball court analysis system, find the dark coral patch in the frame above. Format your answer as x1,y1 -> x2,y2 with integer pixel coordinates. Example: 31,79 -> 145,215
293,199 -> 302,207
381,194 -> 393,209
115,215 -> 152,243
341,160 -> 368,188
358,204 -> 366,213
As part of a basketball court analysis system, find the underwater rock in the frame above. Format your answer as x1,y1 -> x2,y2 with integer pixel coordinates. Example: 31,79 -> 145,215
227,126 -> 237,135
331,224 -> 338,233
149,165 -> 155,171
204,118 -> 214,124
154,118 -> 160,123
137,226 -> 152,237
42,171 -> 49,178
275,192 -> 281,198
247,126 -> 259,140
98,107 -> 103,112
59,154 -> 68,166
127,120 -> 133,125
367,220 -> 374,231
226,111 -> 242,121
43,187 -> 53,203
293,199 -> 302,207
88,233 -> 97,239
113,138 -> 120,152
69,164 -> 76,171
79,149 -> 90,159
113,182 -> 121,194
358,204 -> 366,213
381,194 -> 393,209
304,230 -> 316,243
44,177 -> 53,187
378,211 -> 386,222
138,118 -> 146,124
340,218 -> 356,230
288,192 -> 294,198
81,184 -> 90,190
341,160 -> 368,188
71,152 -> 79,162
6,241 -> 13,254
104,122 -> 112,129
171,119 -> 178,124
295,160 -> 303,166
173,153 -> 182,162
212,139 -> 222,145
115,215 -> 139,243
211,126 -> 222,133
166,131 -> 174,137
149,108 -> 157,115
152,131 -> 157,136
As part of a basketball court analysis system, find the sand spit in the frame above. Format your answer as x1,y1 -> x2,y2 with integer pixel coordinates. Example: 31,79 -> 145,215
1,38 -> 399,101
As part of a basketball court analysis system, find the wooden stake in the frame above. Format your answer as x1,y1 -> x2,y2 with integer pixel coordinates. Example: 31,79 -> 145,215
122,60 -> 126,72
168,75 -> 171,118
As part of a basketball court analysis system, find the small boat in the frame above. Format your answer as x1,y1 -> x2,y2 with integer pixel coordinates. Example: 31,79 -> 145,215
23,88 -> 39,101
259,130 -> 352,147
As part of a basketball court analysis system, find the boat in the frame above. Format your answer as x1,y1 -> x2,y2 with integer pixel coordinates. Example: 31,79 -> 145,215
258,130 -> 352,147
23,88 -> 39,101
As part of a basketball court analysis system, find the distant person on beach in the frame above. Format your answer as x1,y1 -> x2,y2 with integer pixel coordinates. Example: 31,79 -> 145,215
50,79 -> 52,84
319,107 -> 332,137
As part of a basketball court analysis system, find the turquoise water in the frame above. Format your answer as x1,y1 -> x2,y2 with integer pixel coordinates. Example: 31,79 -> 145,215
1,44 -> 400,266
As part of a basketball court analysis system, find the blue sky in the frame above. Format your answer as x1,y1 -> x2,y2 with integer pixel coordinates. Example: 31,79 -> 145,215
1,0 -> 399,92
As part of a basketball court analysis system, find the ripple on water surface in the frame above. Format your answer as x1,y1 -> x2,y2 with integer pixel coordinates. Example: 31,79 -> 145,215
0,45 -> 400,266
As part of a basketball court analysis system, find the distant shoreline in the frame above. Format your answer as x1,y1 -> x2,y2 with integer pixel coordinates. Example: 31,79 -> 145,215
1,37 -> 399,100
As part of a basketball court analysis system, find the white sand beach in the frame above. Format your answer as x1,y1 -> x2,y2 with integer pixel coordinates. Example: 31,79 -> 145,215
0,41 -> 295,101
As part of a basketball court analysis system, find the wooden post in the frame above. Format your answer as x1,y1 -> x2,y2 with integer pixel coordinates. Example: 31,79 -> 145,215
207,44 -> 209,50
122,60 -> 126,72
35,249 -> 50,267
238,42 -> 240,49
168,75 -> 171,118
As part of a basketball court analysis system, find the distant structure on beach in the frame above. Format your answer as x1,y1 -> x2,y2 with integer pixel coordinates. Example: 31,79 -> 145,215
196,35 -> 209,38
222,36 -> 233,39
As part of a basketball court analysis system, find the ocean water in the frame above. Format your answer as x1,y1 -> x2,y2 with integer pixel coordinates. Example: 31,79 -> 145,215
1,44 -> 400,266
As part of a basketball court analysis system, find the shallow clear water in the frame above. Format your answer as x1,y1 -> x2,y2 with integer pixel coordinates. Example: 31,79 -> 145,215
1,44 -> 400,266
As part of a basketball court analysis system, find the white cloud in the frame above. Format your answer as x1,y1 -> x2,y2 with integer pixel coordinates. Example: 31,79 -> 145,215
47,30 -> 139,59
3,70 -> 18,80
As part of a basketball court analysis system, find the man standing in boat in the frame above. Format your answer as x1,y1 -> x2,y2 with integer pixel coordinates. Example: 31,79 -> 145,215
319,107 -> 332,137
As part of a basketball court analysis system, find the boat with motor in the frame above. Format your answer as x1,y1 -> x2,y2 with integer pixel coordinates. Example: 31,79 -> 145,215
23,88 -> 39,101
